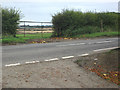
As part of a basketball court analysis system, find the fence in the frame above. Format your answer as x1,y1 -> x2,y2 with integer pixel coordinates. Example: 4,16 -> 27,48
18,21 -> 53,37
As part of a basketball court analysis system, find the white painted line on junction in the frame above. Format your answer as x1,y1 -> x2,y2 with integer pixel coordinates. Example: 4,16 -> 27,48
25,60 -> 39,64
49,58 -> 59,61
79,43 -> 86,45
93,47 -> 118,52
57,43 -> 86,47
68,43 -> 86,45
78,53 -> 89,57
96,41 -> 112,44
68,44 -> 77,45
25,61 -> 35,64
44,60 -> 49,61
62,56 -> 74,59
57,45 -> 67,47
5,63 -> 21,67
44,58 -> 59,61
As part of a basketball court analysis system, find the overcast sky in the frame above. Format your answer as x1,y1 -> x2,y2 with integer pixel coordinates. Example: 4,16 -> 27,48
1,0 -> 119,23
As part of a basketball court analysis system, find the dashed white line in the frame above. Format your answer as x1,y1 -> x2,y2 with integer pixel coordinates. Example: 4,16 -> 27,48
93,47 -> 118,52
96,41 -> 112,44
68,44 -> 77,45
25,60 -> 39,64
44,58 -> 59,61
5,63 -> 21,67
49,58 -> 59,61
79,43 -> 86,45
62,56 -> 74,59
56,43 -> 86,47
57,40 -> 112,47
44,60 -> 49,61
57,45 -> 68,46
78,53 -> 89,57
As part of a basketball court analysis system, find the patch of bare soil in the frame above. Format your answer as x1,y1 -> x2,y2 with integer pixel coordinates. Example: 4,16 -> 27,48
26,37 -> 74,44
75,48 -> 120,85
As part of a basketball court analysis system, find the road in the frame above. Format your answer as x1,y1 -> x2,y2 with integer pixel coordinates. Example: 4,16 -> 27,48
2,37 -> 118,66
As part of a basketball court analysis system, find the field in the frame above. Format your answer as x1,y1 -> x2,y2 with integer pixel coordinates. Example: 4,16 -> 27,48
1,31 -> 119,45
17,27 -> 53,34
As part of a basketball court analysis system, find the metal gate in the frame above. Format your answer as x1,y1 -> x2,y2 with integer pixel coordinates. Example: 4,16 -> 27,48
18,21 -> 53,37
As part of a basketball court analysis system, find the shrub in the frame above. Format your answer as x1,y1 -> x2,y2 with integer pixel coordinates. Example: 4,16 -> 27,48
2,7 -> 21,37
52,9 -> 118,37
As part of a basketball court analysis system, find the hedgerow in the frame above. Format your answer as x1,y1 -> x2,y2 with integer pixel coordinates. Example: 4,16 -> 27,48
52,9 -> 118,37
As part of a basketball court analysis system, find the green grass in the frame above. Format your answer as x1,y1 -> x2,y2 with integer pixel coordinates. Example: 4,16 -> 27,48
16,33 -> 52,38
72,31 -> 119,38
1,31 -> 119,44
2,33 -> 52,44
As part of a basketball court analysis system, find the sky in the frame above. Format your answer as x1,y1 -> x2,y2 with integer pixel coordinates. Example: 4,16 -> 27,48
0,0 -> 119,25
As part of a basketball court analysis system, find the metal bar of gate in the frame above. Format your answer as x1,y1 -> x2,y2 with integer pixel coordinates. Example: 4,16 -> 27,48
19,21 -> 52,23
24,21 -> 25,37
18,21 -> 52,37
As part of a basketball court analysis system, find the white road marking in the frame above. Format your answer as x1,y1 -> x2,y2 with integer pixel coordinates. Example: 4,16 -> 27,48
57,45 -> 68,46
44,60 -> 49,61
96,41 -> 112,44
62,56 -> 74,59
57,40 -> 112,47
25,61 -> 35,64
79,43 -> 86,45
5,63 -> 20,67
78,53 -> 89,57
25,60 -> 39,64
93,47 -> 118,52
49,58 -> 59,61
44,58 -> 59,61
57,43 -> 86,47
68,44 -> 77,45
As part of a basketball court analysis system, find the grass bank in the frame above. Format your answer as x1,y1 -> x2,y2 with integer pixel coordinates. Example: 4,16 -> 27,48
75,48 -> 120,85
2,33 -> 52,44
72,31 -> 119,38
1,31 -> 119,45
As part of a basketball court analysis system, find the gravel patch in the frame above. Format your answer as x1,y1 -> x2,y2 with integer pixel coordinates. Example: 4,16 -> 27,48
2,58 -> 118,88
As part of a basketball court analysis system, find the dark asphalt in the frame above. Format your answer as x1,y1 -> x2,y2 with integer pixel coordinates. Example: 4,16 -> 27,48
2,37 -> 118,65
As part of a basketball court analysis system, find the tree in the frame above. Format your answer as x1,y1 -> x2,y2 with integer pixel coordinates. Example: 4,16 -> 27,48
2,7 -> 21,37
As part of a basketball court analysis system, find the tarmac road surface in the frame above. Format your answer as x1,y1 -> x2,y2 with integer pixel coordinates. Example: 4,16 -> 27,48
2,37 -> 118,66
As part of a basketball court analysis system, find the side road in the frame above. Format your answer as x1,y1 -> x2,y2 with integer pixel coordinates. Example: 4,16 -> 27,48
2,57 -> 118,88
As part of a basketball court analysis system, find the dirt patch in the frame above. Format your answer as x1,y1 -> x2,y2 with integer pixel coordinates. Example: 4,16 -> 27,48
75,48 -> 120,85
26,37 -> 74,44
2,57 -> 118,88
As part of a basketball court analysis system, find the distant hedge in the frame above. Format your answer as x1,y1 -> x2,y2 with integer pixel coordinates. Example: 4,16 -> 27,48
2,8 -> 21,37
52,9 -> 118,37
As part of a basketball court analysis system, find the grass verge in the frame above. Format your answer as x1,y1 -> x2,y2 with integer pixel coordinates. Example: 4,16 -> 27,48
2,33 -> 52,44
75,48 -> 120,85
1,31 -> 119,45
72,31 -> 119,38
